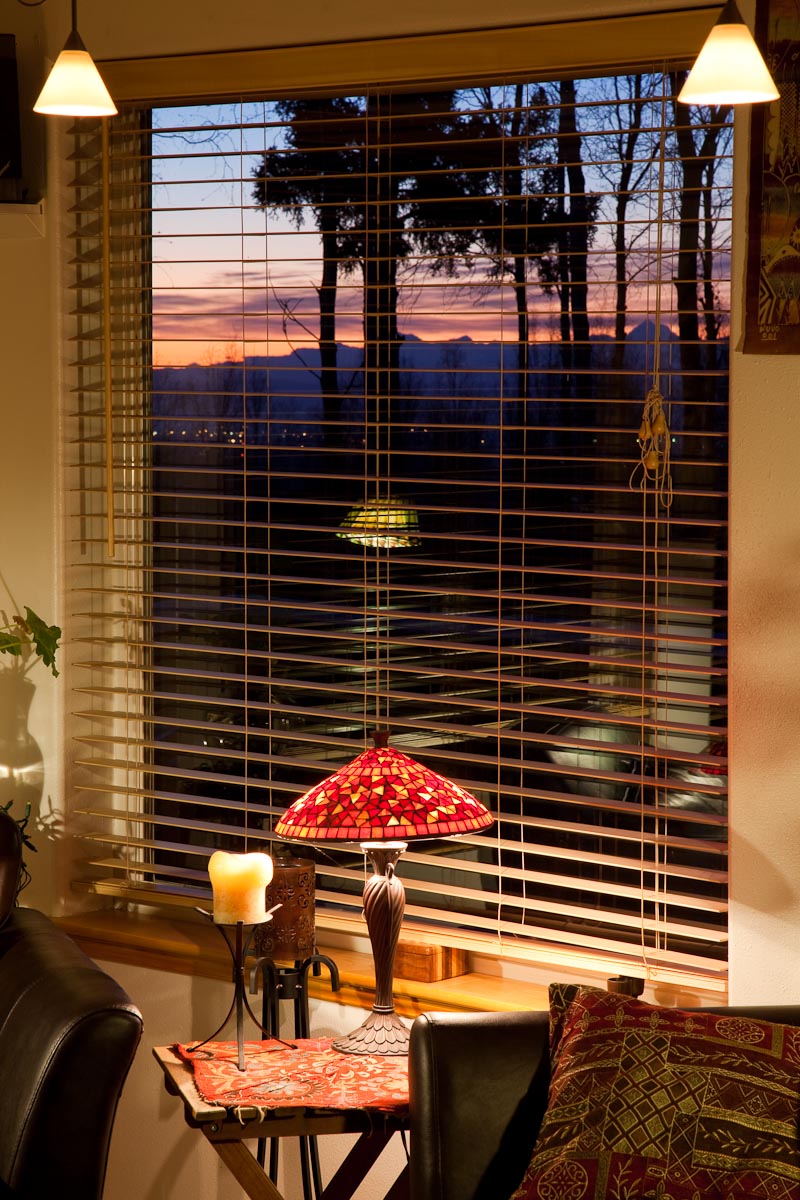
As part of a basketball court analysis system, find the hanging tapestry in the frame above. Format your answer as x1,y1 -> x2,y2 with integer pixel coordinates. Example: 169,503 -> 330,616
744,0 -> 800,352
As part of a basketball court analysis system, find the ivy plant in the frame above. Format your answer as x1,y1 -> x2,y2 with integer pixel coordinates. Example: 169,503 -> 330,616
0,608 -> 60,677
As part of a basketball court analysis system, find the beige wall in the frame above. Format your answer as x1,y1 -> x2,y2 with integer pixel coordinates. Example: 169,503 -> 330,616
2,0 -> 799,1193
40,0 -> 719,60
0,4 -> 61,918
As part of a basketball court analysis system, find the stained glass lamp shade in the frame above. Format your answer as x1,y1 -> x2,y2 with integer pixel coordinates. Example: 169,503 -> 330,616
275,739 -> 493,1054
336,497 -> 421,549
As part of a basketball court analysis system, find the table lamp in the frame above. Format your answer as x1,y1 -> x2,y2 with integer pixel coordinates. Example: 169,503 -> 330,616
274,732 -> 494,1054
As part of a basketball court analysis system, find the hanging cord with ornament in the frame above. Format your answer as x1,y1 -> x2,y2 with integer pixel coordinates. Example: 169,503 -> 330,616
628,75 -> 677,979
632,384 -> 672,510
630,83 -> 673,513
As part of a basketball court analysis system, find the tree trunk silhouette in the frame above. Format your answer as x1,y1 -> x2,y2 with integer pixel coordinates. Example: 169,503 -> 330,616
558,80 -> 592,399
611,77 -> 651,378
318,210 -> 340,429
671,77 -> 731,408
512,251 -> 530,404
701,177 -> 722,349
251,98 -> 365,450
364,95 -> 400,459
553,157 -> 572,395
672,97 -> 703,388
671,77 -> 734,400
507,83 -> 531,403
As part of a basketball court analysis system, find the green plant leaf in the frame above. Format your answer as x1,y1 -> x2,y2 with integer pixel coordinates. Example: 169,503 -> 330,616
0,631 -> 22,658
23,608 -> 60,677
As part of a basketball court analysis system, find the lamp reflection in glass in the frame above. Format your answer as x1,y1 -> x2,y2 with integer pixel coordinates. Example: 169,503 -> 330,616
33,0 -> 117,117
678,0 -> 778,106
274,732 -> 493,1054
337,496 -> 420,549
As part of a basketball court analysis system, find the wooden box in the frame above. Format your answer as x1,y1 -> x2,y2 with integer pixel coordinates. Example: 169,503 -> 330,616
394,940 -> 468,983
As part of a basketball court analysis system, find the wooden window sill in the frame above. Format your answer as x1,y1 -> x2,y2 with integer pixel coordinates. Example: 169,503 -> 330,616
57,908 -> 550,1018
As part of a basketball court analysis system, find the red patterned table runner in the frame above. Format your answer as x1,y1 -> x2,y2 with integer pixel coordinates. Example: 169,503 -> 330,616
176,1037 -> 409,1114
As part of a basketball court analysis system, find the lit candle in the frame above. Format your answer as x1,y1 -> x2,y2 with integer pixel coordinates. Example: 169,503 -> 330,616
208,850 -> 273,925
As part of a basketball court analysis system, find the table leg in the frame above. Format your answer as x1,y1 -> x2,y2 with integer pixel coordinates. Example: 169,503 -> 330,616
208,1131 -> 404,1200
319,1130 -> 395,1200
384,1163 -> 410,1200
207,1137 -> 286,1200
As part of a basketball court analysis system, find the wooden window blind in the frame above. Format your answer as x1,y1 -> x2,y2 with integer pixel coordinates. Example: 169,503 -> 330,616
67,65 -> 731,991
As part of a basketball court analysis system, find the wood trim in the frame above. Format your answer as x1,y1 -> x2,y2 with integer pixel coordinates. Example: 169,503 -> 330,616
99,9 -> 719,104
57,908 -> 550,1017
70,883 -> 729,994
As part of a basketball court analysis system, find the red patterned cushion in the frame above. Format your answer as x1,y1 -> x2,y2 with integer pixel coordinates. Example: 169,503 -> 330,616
511,984 -> 800,1200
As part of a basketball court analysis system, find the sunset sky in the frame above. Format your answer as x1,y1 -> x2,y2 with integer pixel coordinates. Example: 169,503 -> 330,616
148,93 -> 732,370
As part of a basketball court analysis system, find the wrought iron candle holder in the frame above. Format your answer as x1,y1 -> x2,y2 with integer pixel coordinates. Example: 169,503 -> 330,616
192,907 -> 296,1071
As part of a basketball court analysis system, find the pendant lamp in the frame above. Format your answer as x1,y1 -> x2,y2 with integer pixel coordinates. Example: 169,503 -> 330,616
275,732 -> 494,1054
34,0 -> 117,117
337,496 -> 421,549
678,0 -> 778,106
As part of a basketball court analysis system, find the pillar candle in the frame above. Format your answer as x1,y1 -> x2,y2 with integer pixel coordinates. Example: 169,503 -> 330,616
208,850 -> 273,925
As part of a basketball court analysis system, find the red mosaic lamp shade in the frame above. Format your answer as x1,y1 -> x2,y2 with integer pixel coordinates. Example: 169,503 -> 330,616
275,736 -> 494,1056
274,742 -> 494,843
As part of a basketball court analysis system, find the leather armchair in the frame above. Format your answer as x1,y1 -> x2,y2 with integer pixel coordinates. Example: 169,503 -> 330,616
0,907 -> 143,1198
409,1010 -> 550,1200
408,1004 -> 800,1200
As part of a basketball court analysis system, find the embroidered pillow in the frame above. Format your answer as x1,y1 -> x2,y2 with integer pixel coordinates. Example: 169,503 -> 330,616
511,984 -> 800,1200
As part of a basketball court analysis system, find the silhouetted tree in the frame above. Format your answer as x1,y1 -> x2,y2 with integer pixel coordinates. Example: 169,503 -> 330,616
583,74 -> 661,376
251,98 -> 363,433
446,85 -> 557,402
670,75 -> 732,390
540,80 -> 599,399
252,92 -> 490,434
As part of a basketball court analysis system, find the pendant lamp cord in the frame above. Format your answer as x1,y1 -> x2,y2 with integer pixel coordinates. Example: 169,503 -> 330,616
102,117 -> 115,558
238,105 -> 251,852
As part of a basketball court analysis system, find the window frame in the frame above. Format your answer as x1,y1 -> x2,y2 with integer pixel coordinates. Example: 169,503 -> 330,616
99,8 -> 718,103
67,14 -> 731,994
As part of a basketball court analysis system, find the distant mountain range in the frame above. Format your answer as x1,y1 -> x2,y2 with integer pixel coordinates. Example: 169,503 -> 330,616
152,321 -> 728,436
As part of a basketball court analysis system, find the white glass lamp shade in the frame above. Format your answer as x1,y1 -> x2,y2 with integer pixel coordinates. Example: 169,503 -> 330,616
678,1 -> 779,106
34,31 -> 117,117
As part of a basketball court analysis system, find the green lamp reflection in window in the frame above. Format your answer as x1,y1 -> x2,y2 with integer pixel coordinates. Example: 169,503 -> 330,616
336,496 -> 421,549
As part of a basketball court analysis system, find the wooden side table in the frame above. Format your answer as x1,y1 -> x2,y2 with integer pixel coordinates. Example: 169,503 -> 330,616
153,1044 -> 410,1200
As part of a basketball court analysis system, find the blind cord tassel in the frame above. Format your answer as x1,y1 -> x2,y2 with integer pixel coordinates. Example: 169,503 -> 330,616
631,384 -> 673,510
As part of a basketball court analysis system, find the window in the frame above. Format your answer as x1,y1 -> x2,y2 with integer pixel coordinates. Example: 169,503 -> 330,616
68,65 -> 730,991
